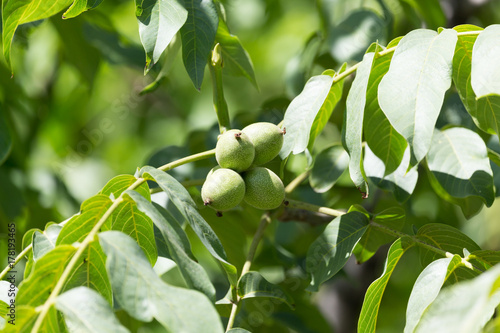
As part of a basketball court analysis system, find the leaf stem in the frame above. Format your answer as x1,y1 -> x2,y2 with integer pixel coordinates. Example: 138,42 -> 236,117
29,149 -> 216,332
287,199 -> 482,273
226,212 -> 272,331
285,199 -> 345,217
209,44 -> 231,133
0,244 -> 32,280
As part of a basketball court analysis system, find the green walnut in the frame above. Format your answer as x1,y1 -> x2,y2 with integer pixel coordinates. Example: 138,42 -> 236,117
215,129 -> 255,172
243,167 -> 285,210
202,168 -> 246,211
242,122 -> 285,166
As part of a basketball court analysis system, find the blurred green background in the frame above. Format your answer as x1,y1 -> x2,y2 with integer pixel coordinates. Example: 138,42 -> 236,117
2,0 -> 500,332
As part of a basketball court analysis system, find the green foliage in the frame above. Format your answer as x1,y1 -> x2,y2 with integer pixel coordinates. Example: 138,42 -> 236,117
237,271 -> 294,309
136,0 -> 188,73
306,211 -> 369,291
3,1 -> 500,332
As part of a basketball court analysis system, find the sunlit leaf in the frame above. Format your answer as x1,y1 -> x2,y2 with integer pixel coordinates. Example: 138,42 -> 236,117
63,240 -> 113,305
136,0 -> 188,73
404,255 -> 462,333
358,237 -> 415,333
56,287 -> 129,333
426,127 -> 494,207
343,51 -> 375,195
364,145 -> 418,202
57,195 -> 113,246
32,224 -> 62,261
100,175 -> 150,201
415,263 -> 500,332
308,64 -> 347,150
110,198 -> 157,266
364,39 -> 407,175
16,245 -> 76,307
452,25 -> 486,132
99,231 -> 224,332
1,0 -> 72,69
62,0 -> 103,19
378,29 -> 457,165
280,75 -> 335,158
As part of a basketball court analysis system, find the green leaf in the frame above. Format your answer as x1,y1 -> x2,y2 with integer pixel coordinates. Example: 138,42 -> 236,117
358,237 -> 415,333
404,255 -> 462,333
16,245 -> 76,307
99,231 -> 224,332
306,211 -> 369,291
378,29 -> 458,165
469,25 -> 500,135
364,41 -> 407,176
110,198 -> 158,266
140,166 -> 237,285
280,75 -> 336,158
123,190 -> 216,301
62,0 -> 103,19
452,25 -> 486,132
364,145 -> 418,202
415,263 -> 500,332
57,195 -> 113,246
227,329 -> 251,333
471,25 -> 500,98
310,144 -> 349,193
343,51 -> 375,195
152,202 -> 194,257
180,0 -> 219,89
0,108 -> 12,166
63,240 -> 113,305
308,64 -> 347,150
237,271 -> 295,310
136,0 -> 188,73
32,224 -> 62,261
1,0 -> 73,69
426,127 -> 494,207
425,167 -> 484,219
416,223 -> 481,267
327,10 -> 387,62
215,14 -> 257,88
3,306 -> 37,332
469,250 -> 500,271
353,207 -> 406,263
0,281 -> 16,325
100,175 -> 150,201
56,287 -> 129,333
400,0 -> 446,29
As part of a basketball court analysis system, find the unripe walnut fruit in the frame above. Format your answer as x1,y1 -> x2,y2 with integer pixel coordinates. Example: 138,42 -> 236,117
242,122 -> 284,166
215,129 -> 255,172
243,167 -> 285,210
202,168 -> 245,211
